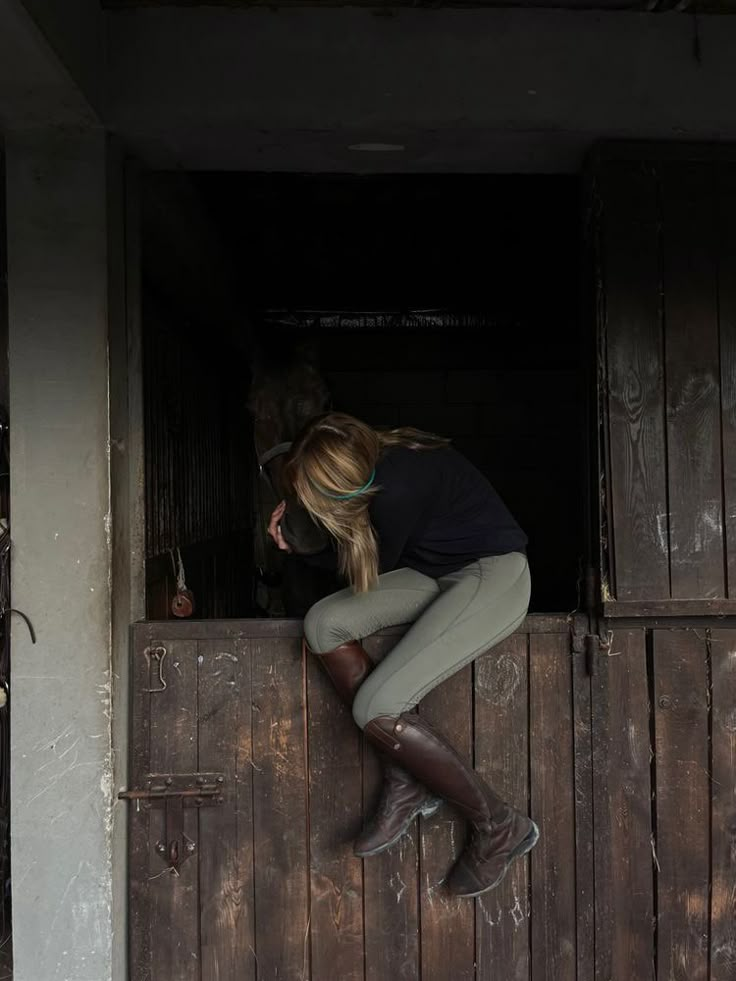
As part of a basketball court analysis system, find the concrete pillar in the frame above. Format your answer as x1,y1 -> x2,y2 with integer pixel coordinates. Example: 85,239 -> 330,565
6,127 -> 113,981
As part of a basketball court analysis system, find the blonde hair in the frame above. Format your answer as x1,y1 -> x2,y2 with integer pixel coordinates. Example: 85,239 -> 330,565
285,412 -> 449,592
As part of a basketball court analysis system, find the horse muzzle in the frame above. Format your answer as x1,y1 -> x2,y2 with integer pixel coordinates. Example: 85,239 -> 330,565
279,501 -> 331,555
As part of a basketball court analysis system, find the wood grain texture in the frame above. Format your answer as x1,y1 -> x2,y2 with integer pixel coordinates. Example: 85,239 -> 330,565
529,632 -> 576,981
132,612 -> 570,641
592,629 -> 654,980
710,629 -> 736,981
126,614 -> 736,980
601,161 -> 669,600
198,639 -> 255,981
661,163 -> 725,599
307,654 -> 365,981
418,665 -> 475,981
572,645 -> 595,981
604,599 -> 736,618
716,164 -> 736,598
653,629 -> 710,981
474,633 -> 531,981
148,639 -> 200,981
251,637 -> 311,980
362,633 -> 420,981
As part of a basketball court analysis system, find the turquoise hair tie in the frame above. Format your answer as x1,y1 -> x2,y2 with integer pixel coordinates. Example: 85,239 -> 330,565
316,469 -> 376,500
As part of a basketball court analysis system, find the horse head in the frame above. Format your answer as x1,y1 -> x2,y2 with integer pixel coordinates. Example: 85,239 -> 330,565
248,334 -> 332,556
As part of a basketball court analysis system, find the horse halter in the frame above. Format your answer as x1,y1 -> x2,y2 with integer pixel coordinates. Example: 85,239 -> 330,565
257,440 -> 293,497
255,438 -> 331,557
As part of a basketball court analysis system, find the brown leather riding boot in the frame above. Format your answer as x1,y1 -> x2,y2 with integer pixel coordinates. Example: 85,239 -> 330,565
306,639 -> 440,856
310,639 -> 374,703
354,760 -> 442,857
364,712 -> 539,897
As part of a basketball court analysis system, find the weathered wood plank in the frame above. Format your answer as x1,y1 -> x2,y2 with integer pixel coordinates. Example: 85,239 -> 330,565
604,599 -> 736,618
419,665 -> 475,981
710,629 -> 736,981
572,644 -> 594,981
307,653 -> 364,981
132,612 -> 571,641
148,639 -> 200,981
716,164 -> 736,597
592,629 -> 654,980
474,633 -> 531,981
661,163 -> 725,599
529,633 -> 576,981
198,639 -> 255,981
251,637 -> 310,981
653,629 -> 709,981
129,629 -> 154,981
601,161 -> 669,600
361,633 -> 420,981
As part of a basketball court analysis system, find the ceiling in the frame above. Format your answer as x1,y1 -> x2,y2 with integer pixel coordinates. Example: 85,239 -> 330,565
102,0 -> 736,11
109,4 -> 736,173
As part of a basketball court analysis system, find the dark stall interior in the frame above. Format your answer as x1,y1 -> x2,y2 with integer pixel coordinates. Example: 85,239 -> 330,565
141,173 -> 587,619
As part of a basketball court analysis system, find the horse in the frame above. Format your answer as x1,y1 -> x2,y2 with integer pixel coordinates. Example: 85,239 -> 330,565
247,333 -> 341,617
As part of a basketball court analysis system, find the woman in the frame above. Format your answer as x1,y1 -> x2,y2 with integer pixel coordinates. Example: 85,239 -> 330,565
267,412 -> 537,898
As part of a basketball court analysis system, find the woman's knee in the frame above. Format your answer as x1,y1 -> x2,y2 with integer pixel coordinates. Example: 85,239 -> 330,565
304,598 -> 352,654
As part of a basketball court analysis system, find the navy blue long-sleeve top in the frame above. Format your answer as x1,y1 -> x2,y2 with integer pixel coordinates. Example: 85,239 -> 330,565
304,444 -> 527,579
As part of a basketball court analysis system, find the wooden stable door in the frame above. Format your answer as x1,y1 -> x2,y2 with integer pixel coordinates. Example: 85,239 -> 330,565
126,616 -> 587,981
592,147 -> 736,616
125,617 -> 736,981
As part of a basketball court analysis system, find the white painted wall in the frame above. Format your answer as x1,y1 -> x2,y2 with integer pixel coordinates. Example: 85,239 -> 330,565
6,127 -> 114,981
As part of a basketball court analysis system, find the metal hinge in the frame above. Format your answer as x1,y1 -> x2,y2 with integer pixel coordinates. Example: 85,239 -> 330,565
574,626 -> 600,677
569,564 -> 613,677
572,612 -> 614,677
118,772 -> 225,870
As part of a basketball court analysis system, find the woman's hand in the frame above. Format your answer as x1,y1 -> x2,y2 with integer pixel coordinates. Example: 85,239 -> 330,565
267,500 -> 292,553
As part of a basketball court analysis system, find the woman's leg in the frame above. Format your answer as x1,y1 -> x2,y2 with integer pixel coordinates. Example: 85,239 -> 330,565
303,568 -> 444,855
353,552 -> 537,897
304,566 -> 441,654
352,552 -> 530,726
303,566 -> 440,713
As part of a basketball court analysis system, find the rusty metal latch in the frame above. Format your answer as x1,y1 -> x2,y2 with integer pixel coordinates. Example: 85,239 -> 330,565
118,772 -> 225,871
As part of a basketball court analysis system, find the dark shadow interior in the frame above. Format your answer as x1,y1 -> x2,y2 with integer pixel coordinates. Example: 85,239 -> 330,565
142,173 -> 587,617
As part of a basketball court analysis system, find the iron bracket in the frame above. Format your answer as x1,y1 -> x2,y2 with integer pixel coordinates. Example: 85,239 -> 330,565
118,772 -> 225,870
